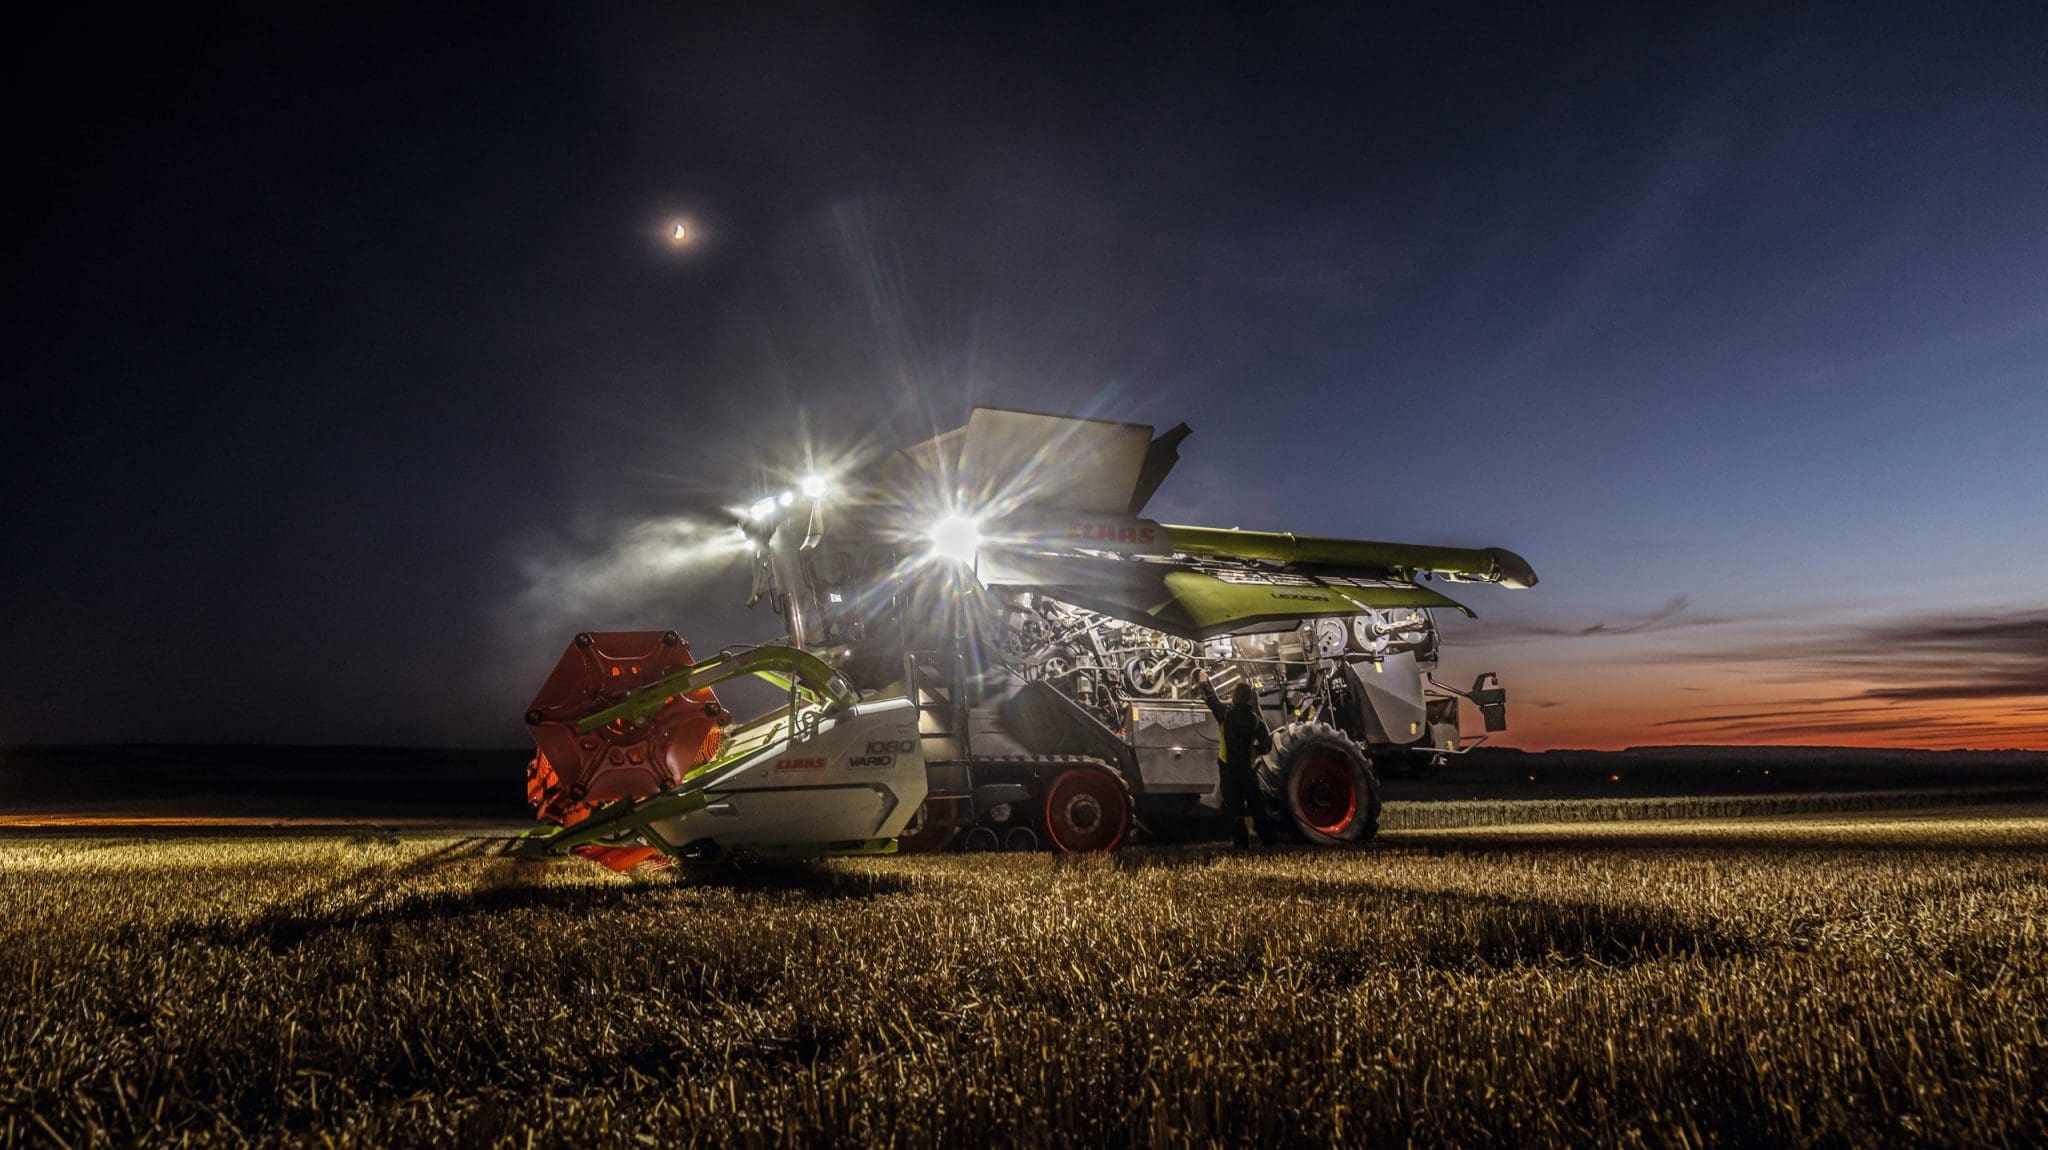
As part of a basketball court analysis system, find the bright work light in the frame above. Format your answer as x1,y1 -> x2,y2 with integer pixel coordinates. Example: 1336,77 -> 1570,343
747,496 -> 779,521
799,474 -> 830,499
929,514 -> 983,564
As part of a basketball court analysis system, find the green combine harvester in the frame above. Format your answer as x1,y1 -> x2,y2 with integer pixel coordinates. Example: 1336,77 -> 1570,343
513,408 -> 1536,868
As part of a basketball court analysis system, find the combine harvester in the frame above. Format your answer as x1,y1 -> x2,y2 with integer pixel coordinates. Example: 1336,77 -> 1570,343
514,408 -> 1535,868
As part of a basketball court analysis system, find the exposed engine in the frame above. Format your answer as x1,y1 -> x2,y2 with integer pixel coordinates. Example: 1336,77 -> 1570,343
999,591 -> 1439,728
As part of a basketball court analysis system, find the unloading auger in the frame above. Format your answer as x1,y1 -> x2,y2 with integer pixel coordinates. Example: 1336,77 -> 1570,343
512,407 -> 1535,868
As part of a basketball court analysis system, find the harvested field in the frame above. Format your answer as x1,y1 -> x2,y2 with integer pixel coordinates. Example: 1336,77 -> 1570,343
1378,786 -> 2048,828
3,808 -> 2046,1147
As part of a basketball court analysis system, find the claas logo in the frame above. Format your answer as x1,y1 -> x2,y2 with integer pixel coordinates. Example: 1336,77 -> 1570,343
775,757 -> 827,771
1067,521 -> 1157,546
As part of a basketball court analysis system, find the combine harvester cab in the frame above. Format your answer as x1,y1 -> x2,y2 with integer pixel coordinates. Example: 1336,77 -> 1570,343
514,406 -> 1534,867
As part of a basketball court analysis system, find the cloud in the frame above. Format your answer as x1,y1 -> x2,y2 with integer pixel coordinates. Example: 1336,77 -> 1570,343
1652,713 -> 2048,746
1632,608 -> 2048,746
1477,595 -> 1734,641
1796,610 -> 2048,704
1652,708 -> 1869,728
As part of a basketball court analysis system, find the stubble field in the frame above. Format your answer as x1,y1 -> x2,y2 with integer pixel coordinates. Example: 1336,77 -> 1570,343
3,804 -> 2045,1147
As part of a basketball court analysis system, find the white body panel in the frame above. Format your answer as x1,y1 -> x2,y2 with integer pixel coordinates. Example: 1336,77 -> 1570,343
646,699 -> 928,849
1130,702 -> 1221,795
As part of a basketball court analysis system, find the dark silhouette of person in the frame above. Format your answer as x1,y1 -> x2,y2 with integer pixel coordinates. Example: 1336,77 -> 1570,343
1198,670 -> 1273,848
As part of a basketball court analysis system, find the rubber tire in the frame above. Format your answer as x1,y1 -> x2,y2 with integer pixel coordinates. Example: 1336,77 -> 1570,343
895,798 -> 959,855
1039,762 -> 1133,853
1257,722 -> 1381,845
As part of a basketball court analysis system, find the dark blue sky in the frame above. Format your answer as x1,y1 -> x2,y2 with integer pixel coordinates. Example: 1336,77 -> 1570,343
7,3 -> 2045,747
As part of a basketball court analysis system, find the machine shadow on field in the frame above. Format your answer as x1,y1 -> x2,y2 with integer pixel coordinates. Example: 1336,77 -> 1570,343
1233,870 -> 1757,970
1038,844 -> 1757,971
211,882 -> 662,952
164,842 -> 917,953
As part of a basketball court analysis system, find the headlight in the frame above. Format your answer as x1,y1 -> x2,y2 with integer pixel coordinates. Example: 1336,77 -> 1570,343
929,514 -> 983,564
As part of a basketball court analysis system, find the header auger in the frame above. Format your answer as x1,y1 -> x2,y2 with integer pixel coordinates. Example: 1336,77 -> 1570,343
513,407 -> 1535,868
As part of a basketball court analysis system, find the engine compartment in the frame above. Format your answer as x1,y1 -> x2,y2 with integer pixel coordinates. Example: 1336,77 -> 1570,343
996,591 -> 1446,752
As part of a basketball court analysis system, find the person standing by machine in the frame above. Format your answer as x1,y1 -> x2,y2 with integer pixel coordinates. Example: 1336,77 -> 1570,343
1197,669 -> 1274,849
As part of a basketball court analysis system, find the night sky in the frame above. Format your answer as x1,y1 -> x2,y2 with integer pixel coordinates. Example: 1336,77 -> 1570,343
8,3 -> 2046,750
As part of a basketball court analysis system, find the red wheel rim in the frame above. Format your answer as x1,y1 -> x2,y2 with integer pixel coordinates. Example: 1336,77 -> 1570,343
1292,752 -> 1358,835
1043,767 -> 1129,853
896,798 -> 959,855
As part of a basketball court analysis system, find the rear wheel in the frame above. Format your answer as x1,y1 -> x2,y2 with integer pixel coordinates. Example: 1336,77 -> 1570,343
1258,723 -> 1381,845
1040,762 -> 1133,853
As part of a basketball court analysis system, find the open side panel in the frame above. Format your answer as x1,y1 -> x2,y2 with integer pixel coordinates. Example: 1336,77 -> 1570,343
996,680 -> 1140,781
956,408 -> 1155,517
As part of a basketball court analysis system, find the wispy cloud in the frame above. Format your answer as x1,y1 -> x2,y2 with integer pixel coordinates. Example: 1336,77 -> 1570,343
1636,607 -> 2048,746
1493,603 -> 2048,748
1652,708 -> 1865,728
1800,612 -> 2048,703
1649,713 -> 2048,746
1478,595 -> 1733,641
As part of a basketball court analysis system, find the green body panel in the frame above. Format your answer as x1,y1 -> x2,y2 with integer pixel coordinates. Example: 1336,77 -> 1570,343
980,551 -> 1470,639
1159,524 -> 1535,587
1158,571 -> 1468,635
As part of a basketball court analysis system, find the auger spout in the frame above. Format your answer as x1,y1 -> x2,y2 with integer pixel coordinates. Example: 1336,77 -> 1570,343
1159,524 -> 1537,587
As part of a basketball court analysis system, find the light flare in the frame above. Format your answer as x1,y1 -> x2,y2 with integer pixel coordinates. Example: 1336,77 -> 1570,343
929,514 -> 983,565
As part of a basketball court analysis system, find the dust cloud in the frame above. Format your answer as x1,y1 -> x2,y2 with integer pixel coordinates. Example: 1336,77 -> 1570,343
500,513 -> 754,646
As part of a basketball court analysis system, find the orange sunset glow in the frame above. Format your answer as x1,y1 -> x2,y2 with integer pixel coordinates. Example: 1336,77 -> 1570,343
1441,607 -> 2048,751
